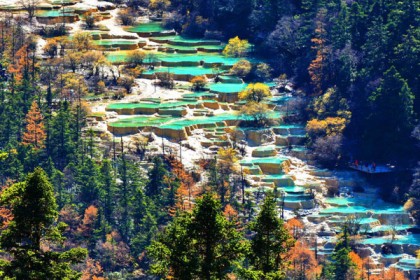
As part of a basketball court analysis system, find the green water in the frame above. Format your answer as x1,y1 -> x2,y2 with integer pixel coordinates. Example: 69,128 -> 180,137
126,22 -> 165,33
106,50 -> 242,65
109,116 -> 172,128
159,111 -> 281,130
183,92 -> 216,99
36,9 -> 77,17
209,83 -> 248,93
163,44 -> 224,52
368,225 -> 413,233
107,101 -> 198,110
281,186 -> 306,193
240,157 -> 288,165
94,40 -> 140,46
156,53 -> 241,65
361,234 -> 420,245
143,67 -> 216,76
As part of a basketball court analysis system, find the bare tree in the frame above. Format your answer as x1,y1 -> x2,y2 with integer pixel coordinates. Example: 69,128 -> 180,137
19,0 -> 40,22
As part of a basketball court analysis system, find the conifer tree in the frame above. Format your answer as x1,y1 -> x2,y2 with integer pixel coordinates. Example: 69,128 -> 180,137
247,192 -> 294,278
22,101 -> 46,150
0,167 -> 87,279
148,193 -> 246,279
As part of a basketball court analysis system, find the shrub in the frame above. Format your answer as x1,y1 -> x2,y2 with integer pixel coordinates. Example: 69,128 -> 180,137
313,135 -> 343,166
149,0 -> 171,17
326,184 -> 339,197
117,76 -> 136,93
85,14 -> 95,29
118,10 -> 135,26
230,59 -> 252,78
113,88 -> 127,100
306,117 -> 347,138
240,102 -> 272,127
238,83 -> 272,103
190,76 -> 207,91
127,50 -> 146,67
223,36 -> 250,57
255,63 -> 273,81
162,11 -> 183,31
182,16 -> 209,37
156,72 -> 174,89
96,80 -> 106,94
43,38 -> 58,58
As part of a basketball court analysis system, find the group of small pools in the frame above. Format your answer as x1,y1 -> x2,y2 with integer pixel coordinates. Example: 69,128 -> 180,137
18,6 -> 418,275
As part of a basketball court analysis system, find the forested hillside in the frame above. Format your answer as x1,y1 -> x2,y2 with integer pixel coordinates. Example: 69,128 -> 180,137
0,0 -> 418,279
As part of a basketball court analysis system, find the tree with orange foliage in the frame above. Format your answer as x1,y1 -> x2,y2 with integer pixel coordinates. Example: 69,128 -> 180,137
78,205 -> 98,241
0,184 -> 13,230
97,231 -> 132,271
59,204 -> 81,238
285,218 -> 304,239
223,204 -> 238,222
167,156 -> 197,213
81,258 -> 105,280
7,43 -> 36,83
287,241 -> 321,280
383,267 -> 407,280
308,8 -> 328,95
369,267 -> 407,280
348,251 -> 363,279
22,101 -> 46,150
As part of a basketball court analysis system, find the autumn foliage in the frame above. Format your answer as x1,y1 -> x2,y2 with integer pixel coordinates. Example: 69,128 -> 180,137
287,241 -> 321,279
308,10 -> 328,95
22,101 -> 46,150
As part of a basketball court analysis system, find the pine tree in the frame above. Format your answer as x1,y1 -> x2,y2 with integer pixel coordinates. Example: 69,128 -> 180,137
22,101 -> 46,150
148,193 -> 246,279
364,66 -> 415,159
247,192 -> 294,278
323,228 -> 356,280
0,167 -> 87,279
100,159 -> 115,227
145,156 -> 167,197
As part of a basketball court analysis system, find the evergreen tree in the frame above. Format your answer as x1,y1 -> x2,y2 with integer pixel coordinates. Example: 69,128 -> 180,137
247,192 -> 294,278
323,228 -> 355,280
130,188 -> 158,261
0,167 -> 87,279
364,66 -> 415,159
76,158 -> 101,207
99,159 -> 116,228
148,193 -> 246,279
145,156 -> 167,197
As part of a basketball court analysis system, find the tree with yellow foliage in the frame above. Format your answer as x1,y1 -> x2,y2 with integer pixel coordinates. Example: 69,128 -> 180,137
43,38 -> 58,59
384,268 -> 407,280
61,72 -> 88,100
223,36 -> 250,57
216,148 -> 239,205
306,117 -> 347,138
22,101 -> 46,150
240,102 -> 271,127
71,32 -> 95,52
239,83 -> 272,103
